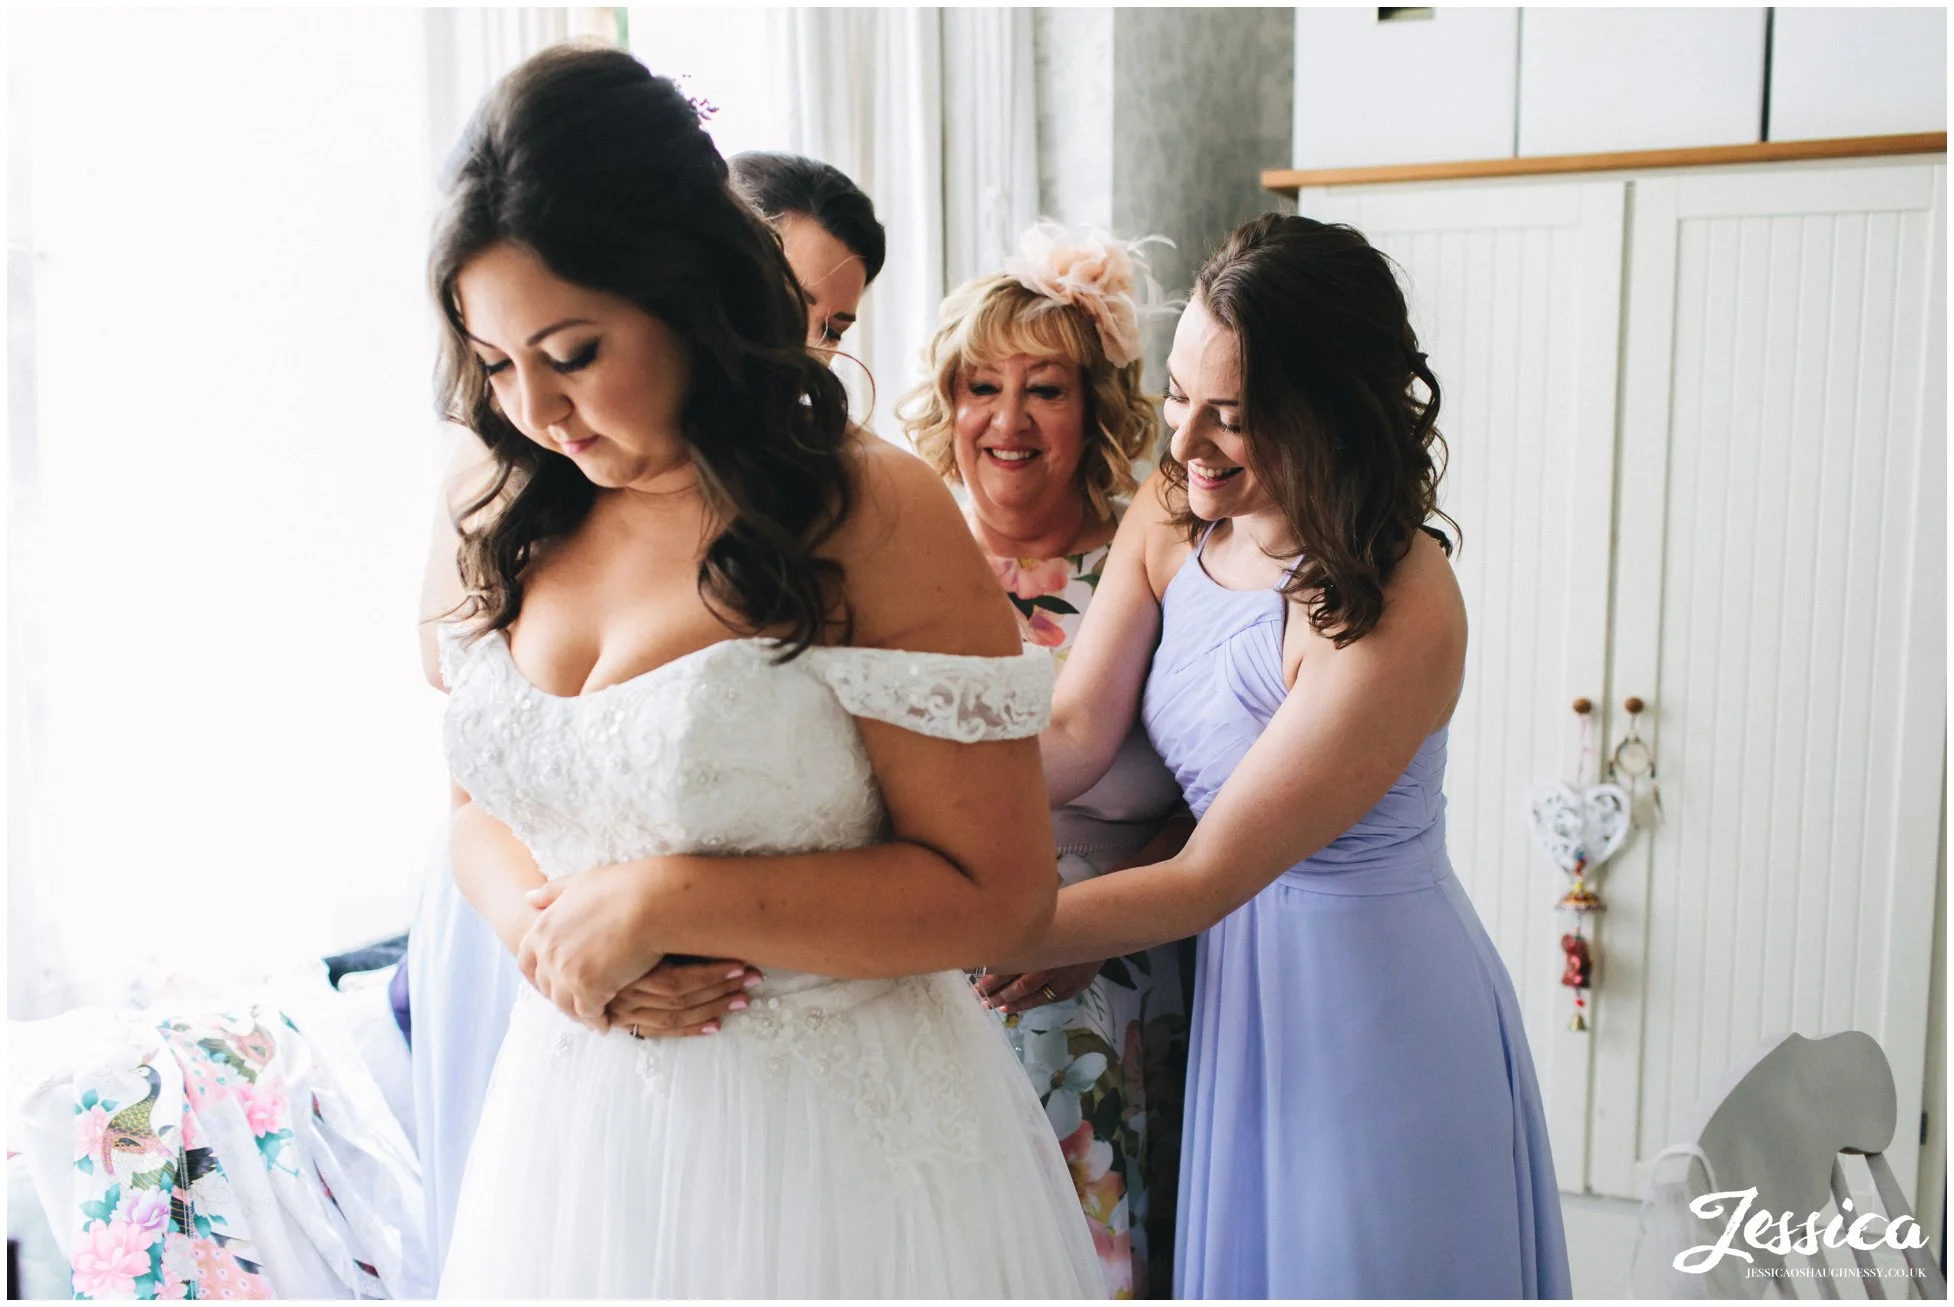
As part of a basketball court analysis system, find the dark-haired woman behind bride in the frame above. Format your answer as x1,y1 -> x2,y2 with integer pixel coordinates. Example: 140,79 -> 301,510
426,45 -> 1101,1297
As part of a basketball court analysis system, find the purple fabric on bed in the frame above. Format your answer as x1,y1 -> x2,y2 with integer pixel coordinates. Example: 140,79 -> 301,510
389,950 -> 412,1046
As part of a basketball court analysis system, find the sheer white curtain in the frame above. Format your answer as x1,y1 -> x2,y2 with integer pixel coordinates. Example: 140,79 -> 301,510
779,9 -> 1038,431
940,9 -> 1041,295
778,9 -> 945,432
624,8 -> 1038,436
625,8 -> 795,159
5,9 -> 606,1016
425,9 -> 623,181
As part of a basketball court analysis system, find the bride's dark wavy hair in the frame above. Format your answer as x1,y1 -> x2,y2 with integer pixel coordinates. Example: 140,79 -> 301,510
429,43 -> 853,656
1163,214 -> 1458,647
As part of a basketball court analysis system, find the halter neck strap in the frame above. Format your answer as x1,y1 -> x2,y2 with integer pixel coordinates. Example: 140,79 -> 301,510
1196,519 -> 1303,579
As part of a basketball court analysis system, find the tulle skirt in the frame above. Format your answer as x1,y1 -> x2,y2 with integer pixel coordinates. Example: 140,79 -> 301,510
438,969 -> 1105,1298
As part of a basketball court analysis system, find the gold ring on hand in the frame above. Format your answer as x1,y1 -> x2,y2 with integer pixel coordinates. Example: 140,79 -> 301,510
1039,984 -> 1058,1003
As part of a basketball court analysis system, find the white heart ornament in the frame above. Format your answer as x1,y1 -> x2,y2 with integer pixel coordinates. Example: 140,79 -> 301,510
1525,782 -> 1632,874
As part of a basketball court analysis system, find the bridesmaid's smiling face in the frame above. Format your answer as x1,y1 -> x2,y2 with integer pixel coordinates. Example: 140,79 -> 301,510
1164,297 -> 1275,524
456,241 -> 695,493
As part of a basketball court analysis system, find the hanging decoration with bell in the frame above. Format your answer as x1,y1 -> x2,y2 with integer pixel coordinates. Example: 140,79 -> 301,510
1526,697 -> 1639,1033
1556,852 -> 1605,1030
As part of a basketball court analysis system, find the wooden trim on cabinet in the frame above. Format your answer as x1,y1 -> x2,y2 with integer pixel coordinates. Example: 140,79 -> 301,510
1262,132 -> 1948,192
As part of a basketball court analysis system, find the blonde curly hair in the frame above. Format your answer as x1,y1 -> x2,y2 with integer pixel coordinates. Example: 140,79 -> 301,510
897,275 -> 1159,523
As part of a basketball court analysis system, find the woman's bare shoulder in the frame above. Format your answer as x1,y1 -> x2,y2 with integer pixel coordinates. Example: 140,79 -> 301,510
1314,530 -> 1467,677
1129,467 -> 1193,602
828,432 -> 1019,656
1387,531 -> 1467,637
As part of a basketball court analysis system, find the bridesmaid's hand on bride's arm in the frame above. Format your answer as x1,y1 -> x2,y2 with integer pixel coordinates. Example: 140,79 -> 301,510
518,865 -> 667,1032
973,961 -> 1101,1016
607,959 -> 766,1038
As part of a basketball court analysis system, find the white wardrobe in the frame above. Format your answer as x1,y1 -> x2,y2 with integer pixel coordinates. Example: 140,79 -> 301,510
1297,158 -> 1946,1205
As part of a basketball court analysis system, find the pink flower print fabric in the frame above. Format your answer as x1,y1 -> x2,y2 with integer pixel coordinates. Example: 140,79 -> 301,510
983,546 -> 1110,655
59,1012 -> 333,1299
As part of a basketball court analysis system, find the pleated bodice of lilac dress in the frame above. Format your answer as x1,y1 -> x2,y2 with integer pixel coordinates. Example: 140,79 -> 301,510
1140,534 -> 1572,1299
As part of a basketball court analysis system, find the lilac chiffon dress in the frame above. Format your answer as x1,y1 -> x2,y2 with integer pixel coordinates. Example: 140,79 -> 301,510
1141,534 -> 1572,1299
406,838 -> 520,1272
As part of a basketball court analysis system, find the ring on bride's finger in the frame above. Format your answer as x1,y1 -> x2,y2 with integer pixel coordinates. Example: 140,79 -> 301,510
629,1024 -> 644,1040
1039,984 -> 1058,1003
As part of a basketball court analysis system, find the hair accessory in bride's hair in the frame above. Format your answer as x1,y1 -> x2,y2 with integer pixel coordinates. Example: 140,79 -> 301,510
1002,221 -> 1175,369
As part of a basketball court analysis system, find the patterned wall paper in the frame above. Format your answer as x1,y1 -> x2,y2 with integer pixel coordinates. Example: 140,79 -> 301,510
1115,7 -> 1295,391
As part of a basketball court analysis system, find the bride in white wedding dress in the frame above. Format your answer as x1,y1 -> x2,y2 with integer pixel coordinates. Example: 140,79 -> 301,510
424,46 -> 1102,1298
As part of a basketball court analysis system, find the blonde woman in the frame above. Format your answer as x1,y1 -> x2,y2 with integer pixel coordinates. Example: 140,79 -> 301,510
898,225 -> 1190,1298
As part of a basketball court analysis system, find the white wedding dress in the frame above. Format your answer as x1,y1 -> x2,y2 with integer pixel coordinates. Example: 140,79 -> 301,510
435,625 -> 1104,1299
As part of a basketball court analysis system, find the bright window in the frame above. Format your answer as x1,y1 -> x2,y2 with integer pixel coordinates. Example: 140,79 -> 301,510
626,8 -> 794,158
10,9 -> 451,1004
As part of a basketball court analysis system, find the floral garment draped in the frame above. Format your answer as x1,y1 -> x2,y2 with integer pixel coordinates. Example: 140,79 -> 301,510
8,972 -> 428,1300
981,511 -> 1192,1300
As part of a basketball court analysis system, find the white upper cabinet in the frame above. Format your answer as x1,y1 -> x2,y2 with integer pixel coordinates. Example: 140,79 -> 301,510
1286,7 -> 1944,173
1517,8 -> 1767,156
1769,8 -> 1948,141
1293,7 -> 1518,168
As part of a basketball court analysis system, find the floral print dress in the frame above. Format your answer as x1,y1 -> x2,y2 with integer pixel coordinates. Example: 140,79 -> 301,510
980,513 -> 1192,1300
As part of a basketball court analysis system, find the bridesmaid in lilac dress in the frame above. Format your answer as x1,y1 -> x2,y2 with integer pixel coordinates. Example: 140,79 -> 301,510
1000,215 -> 1571,1298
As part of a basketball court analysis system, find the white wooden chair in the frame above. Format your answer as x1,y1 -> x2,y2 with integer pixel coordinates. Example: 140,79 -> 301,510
1629,1031 -> 1945,1299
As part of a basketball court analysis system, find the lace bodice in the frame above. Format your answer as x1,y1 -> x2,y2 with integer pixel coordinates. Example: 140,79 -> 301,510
439,627 -> 1053,882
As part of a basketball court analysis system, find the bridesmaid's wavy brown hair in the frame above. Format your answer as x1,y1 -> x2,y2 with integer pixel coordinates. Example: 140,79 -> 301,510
1164,214 -> 1457,647
429,44 -> 853,657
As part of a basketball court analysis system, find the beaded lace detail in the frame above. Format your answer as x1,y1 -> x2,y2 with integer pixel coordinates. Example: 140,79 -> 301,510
797,645 -> 1052,743
439,628 -> 1050,881
439,626 -> 1047,1176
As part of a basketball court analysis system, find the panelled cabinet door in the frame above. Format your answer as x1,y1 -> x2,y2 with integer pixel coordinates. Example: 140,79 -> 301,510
1295,180 -> 1627,1192
1597,162 -> 1946,1203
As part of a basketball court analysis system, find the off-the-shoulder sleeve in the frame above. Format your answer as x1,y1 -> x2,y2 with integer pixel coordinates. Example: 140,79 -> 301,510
800,645 -> 1054,742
